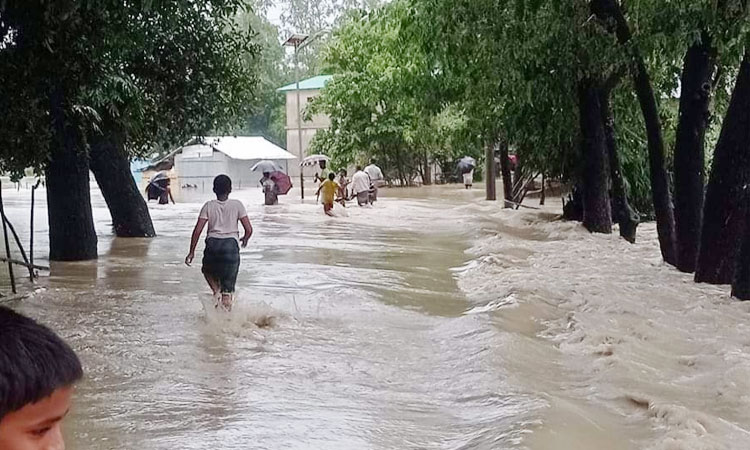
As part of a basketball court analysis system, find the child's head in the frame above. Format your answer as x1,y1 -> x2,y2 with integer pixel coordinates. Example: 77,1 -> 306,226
328,172 -> 335,181
213,174 -> 232,197
355,165 -> 362,172
339,169 -> 347,176
0,306 -> 83,450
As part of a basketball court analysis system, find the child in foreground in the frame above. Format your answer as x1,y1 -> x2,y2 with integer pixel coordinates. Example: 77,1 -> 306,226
0,306 -> 83,450
316,172 -> 339,216
186,174 -> 253,311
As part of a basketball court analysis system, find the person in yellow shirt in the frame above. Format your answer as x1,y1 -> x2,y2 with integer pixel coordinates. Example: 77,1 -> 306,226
316,172 -> 339,216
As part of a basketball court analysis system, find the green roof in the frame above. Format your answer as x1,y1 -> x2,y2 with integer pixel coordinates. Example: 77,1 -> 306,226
277,75 -> 333,92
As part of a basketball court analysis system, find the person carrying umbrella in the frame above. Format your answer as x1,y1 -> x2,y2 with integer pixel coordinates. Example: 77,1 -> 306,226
457,157 -> 476,189
146,172 -> 175,204
259,172 -> 279,206
314,160 -> 331,184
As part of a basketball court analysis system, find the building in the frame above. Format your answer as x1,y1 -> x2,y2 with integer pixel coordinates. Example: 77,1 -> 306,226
277,75 -> 332,178
144,136 -> 297,193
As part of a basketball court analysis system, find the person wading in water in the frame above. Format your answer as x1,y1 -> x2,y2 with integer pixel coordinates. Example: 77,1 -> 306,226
185,175 -> 253,311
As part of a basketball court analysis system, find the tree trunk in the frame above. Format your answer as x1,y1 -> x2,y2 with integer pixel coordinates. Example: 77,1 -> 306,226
499,140 -> 513,208
696,52 -> 750,284
423,153 -> 432,186
46,90 -> 97,261
89,129 -> 156,238
485,140 -> 496,201
674,32 -> 716,273
591,0 -> 677,264
540,173 -> 546,206
578,79 -> 612,234
601,87 -> 638,243
732,205 -> 750,299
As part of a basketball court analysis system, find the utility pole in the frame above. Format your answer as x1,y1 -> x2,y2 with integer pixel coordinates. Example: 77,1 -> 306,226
283,34 -> 310,200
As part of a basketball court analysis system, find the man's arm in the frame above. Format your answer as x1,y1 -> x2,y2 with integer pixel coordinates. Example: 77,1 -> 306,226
239,216 -> 253,248
185,218 -> 208,265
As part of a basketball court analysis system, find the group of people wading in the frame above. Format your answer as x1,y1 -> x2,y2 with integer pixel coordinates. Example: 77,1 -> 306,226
315,159 -> 383,216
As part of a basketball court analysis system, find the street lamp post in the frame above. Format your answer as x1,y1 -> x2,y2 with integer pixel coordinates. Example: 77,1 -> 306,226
283,34 -> 309,201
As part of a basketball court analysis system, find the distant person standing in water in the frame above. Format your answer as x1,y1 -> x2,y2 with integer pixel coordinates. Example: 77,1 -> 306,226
351,165 -> 371,207
337,169 -> 350,205
316,172 -> 339,216
364,159 -> 384,202
185,175 -> 253,311
146,176 -> 175,204
314,160 -> 331,184
463,169 -> 474,189
260,171 -> 279,206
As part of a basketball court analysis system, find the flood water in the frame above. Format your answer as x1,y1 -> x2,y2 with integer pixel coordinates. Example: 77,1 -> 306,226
3,184 -> 750,449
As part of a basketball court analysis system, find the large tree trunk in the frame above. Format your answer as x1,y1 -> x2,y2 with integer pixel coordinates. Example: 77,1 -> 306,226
732,207 -> 750,299
601,88 -> 638,243
485,140 -> 496,201
89,129 -> 156,238
47,90 -> 97,261
499,140 -> 513,208
674,32 -> 716,273
578,79 -> 612,234
696,52 -> 750,284
591,0 -> 677,264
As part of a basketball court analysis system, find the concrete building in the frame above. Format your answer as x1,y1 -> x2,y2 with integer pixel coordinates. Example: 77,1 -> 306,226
145,136 -> 297,193
278,75 -> 332,178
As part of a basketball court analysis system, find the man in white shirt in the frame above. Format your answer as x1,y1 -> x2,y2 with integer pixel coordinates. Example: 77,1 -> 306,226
185,174 -> 253,311
351,166 -> 371,206
364,159 -> 384,201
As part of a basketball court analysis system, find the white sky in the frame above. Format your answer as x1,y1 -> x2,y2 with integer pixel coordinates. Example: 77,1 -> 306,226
267,4 -> 284,27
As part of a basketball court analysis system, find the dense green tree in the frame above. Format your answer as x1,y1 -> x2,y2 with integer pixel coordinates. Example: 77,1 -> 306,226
308,4 -> 471,185
0,1 -> 258,260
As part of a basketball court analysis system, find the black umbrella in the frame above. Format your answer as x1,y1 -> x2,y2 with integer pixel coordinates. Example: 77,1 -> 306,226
457,156 -> 476,174
151,171 -> 169,182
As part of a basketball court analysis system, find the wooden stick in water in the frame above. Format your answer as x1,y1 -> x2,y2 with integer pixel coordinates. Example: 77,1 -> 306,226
3,216 -> 34,281
0,182 -> 16,294
0,256 -> 48,271
30,180 -> 40,281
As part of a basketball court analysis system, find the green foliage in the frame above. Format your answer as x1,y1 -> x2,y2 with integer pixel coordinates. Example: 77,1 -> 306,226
0,0 -> 259,175
307,0 -> 749,214
232,4 -> 290,147
308,2 -> 484,184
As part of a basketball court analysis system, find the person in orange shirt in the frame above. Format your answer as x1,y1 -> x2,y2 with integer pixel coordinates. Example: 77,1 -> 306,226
316,172 -> 339,217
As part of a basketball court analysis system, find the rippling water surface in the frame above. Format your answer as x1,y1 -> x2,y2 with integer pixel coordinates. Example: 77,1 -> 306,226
3,184 -> 750,449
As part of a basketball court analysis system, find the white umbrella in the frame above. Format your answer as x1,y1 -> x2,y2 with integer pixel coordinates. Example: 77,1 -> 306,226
300,154 -> 331,167
251,160 -> 283,173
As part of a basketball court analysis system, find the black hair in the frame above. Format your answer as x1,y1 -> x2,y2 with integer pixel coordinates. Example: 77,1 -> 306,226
0,306 -> 83,420
213,174 -> 232,197
355,165 -> 363,171
328,172 -> 335,181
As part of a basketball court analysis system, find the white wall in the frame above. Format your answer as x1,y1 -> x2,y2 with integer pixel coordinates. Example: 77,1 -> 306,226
285,88 -> 330,179
175,150 -> 292,192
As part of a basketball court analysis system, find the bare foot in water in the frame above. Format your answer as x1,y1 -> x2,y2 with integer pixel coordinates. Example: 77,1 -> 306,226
221,293 -> 233,312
